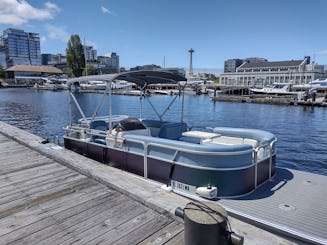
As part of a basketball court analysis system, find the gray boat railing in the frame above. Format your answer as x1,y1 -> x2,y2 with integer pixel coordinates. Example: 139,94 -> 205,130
122,137 -> 274,181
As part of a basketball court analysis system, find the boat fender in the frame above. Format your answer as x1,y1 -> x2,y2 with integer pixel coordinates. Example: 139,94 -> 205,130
196,186 -> 217,199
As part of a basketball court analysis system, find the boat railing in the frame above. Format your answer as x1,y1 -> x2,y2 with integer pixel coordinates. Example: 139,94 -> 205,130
253,137 -> 277,162
124,137 -> 277,191
78,115 -> 129,124
63,126 -> 109,140
123,137 -> 254,178
252,137 -> 277,187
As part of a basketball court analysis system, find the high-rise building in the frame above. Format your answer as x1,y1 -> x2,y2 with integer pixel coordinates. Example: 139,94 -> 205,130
1,28 -> 41,67
0,48 -> 6,68
83,45 -> 97,61
42,53 -> 67,65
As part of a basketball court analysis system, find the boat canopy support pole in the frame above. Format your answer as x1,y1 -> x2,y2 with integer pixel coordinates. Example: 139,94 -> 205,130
145,93 -> 180,121
181,83 -> 186,122
160,94 -> 179,120
91,84 -> 110,122
139,83 -> 147,120
108,81 -> 113,132
68,90 -> 72,126
146,98 -> 162,120
69,91 -> 88,124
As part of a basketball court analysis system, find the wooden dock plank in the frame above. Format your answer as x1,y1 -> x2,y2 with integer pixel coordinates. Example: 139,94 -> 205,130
0,184 -> 109,236
137,221 -> 184,245
163,231 -> 184,245
78,209 -> 163,245
0,169 -> 75,196
0,162 -> 71,185
1,192 -> 121,244
0,174 -> 88,212
0,127 -> 188,245
0,158 -> 56,175
34,196 -> 147,245
109,214 -> 173,245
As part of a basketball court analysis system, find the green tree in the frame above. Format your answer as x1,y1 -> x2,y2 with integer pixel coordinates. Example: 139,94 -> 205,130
66,35 -> 85,77
62,67 -> 75,78
0,65 -> 6,79
82,64 -> 98,76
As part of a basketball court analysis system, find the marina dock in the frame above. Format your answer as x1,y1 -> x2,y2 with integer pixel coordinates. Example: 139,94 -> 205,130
212,94 -> 327,107
0,121 -> 326,244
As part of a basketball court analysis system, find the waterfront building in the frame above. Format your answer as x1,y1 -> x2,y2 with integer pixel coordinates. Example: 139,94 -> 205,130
96,53 -> 120,74
42,53 -> 66,65
83,45 -> 97,61
0,28 -> 41,67
130,64 -> 161,71
220,56 -> 325,86
224,59 -> 243,73
5,65 -> 63,84
41,53 -> 67,70
0,49 -> 6,68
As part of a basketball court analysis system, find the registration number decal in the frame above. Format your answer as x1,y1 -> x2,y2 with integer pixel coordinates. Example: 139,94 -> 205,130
171,180 -> 196,193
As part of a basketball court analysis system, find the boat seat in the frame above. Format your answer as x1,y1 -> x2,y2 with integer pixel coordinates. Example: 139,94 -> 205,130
178,136 -> 201,144
142,120 -> 168,137
90,120 -> 109,144
211,136 -> 259,148
90,120 -> 109,131
158,122 -> 187,140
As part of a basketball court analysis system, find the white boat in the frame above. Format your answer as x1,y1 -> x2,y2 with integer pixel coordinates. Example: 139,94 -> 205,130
293,79 -> 327,91
153,89 -> 169,95
63,70 -> 277,199
80,80 -> 107,90
112,80 -> 133,90
34,78 -> 67,91
179,75 -> 205,95
250,83 -> 300,95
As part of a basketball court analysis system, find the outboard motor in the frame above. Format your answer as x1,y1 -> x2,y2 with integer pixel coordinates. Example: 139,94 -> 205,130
175,202 -> 244,245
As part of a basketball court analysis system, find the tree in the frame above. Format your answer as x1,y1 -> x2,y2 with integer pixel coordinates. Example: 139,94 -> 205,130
62,67 -> 75,78
0,65 -> 6,79
66,35 -> 85,77
82,64 -> 98,76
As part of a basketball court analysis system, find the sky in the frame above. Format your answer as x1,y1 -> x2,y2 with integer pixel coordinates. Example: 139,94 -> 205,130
1,0 -> 327,71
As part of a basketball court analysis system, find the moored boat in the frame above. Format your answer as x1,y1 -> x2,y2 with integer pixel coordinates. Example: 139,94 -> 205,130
63,70 -> 277,199
250,83 -> 301,95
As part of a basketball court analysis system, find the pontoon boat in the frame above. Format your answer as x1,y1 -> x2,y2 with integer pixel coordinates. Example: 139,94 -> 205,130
63,70 -> 277,199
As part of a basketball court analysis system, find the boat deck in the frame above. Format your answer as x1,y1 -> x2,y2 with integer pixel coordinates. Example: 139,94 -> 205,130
0,121 -> 326,244
218,168 -> 327,244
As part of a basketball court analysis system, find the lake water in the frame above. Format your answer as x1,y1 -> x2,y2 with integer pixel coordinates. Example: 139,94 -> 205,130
1,88 -> 326,176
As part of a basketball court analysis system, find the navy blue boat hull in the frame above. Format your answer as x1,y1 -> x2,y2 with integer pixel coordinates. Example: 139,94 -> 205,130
64,137 -> 276,198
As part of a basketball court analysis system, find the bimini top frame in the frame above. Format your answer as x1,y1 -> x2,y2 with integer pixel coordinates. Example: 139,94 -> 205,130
66,70 -> 187,131
67,70 -> 186,87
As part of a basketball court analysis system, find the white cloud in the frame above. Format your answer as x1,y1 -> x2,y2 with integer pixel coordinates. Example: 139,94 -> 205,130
0,0 -> 60,25
316,50 -> 327,55
45,24 -> 70,43
101,6 -> 111,14
40,36 -> 47,44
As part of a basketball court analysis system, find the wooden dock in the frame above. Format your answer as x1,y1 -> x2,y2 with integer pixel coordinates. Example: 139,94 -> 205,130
0,129 -> 184,244
212,94 -> 327,107
0,121 -> 324,245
